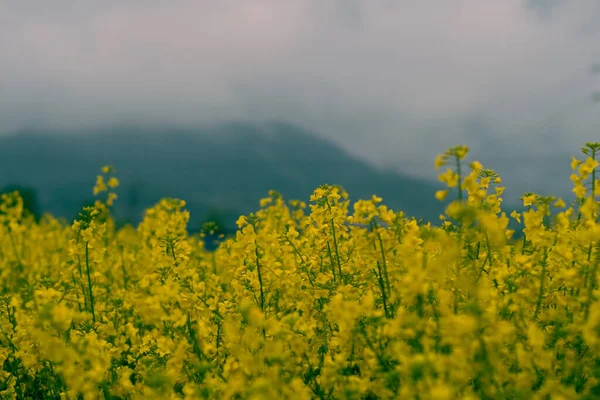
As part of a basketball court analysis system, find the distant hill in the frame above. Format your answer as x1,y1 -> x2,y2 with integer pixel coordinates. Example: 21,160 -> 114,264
0,121 -> 448,232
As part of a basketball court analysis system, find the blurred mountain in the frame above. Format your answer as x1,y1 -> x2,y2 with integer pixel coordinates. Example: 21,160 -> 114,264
0,121 -> 447,232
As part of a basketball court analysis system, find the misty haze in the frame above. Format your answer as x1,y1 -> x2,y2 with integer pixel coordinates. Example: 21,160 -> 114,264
1,0 -> 599,221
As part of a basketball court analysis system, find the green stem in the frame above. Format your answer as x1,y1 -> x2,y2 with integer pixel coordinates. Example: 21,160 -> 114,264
521,206 -> 531,256
375,262 -> 390,318
170,242 -> 178,268
212,251 -> 217,275
326,241 -> 336,280
592,150 -> 597,221
7,230 -> 20,263
374,223 -> 391,295
330,219 -> 343,281
254,240 -> 265,313
584,245 -> 599,321
371,219 -> 392,317
186,312 -> 228,383
456,155 -> 463,202
533,249 -> 548,321
215,314 -> 222,366
584,244 -> 593,289
186,312 -> 206,362
119,246 -> 128,290
476,235 -> 492,283
85,242 -> 96,323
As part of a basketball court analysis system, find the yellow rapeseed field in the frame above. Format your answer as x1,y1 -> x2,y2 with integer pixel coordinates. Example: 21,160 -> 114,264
0,144 -> 599,399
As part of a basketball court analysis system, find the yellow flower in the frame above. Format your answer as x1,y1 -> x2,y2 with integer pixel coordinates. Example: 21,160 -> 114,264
107,177 -> 119,188
579,157 -> 599,176
454,145 -> 469,160
573,184 -> 587,199
236,215 -> 248,228
4,143 -> 600,399
434,154 -> 446,170
571,156 -> 582,170
81,227 -> 94,243
430,384 -> 453,400
470,160 -> 483,172
438,169 -> 459,187
522,194 -> 537,207
528,323 -> 545,349
510,210 -> 521,224
480,176 -> 491,189
93,176 -> 107,195
259,197 -> 272,207
107,193 -> 118,206
435,190 -> 449,201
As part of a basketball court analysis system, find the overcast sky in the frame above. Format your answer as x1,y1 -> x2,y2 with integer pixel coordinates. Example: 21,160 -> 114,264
1,0 -> 599,201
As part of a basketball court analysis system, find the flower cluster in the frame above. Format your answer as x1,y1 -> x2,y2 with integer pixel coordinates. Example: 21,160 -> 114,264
0,145 -> 598,399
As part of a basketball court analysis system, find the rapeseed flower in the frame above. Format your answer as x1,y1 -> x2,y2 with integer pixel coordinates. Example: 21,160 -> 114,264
0,144 -> 598,399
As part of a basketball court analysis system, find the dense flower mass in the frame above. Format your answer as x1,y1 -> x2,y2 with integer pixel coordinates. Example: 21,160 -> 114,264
0,143 -> 599,399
